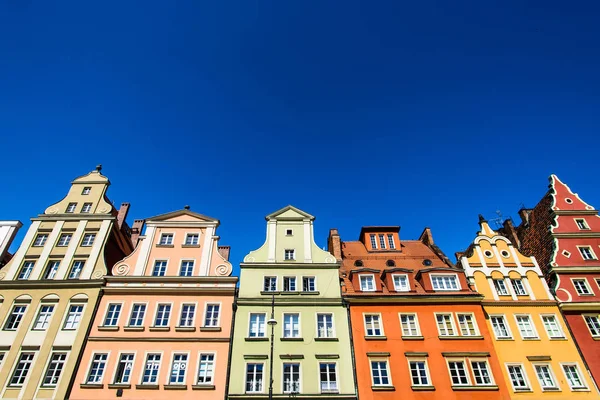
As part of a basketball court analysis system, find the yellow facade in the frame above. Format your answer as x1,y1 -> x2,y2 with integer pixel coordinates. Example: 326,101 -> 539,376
459,217 -> 599,398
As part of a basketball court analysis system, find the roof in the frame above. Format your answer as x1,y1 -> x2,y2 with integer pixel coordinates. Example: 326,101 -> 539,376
146,208 -> 219,223
265,205 -> 314,221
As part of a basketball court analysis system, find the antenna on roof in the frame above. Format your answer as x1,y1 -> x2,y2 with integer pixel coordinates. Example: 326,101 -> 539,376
491,210 -> 504,229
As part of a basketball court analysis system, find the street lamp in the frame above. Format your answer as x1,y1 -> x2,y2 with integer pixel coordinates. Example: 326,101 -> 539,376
267,294 -> 277,400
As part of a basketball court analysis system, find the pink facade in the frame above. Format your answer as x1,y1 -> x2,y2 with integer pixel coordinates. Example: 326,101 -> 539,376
70,209 -> 237,400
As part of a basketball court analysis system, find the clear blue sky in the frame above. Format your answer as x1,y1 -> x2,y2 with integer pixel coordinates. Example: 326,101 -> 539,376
1,1 -> 599,273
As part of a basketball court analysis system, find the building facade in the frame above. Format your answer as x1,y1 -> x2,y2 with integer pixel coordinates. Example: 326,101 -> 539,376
0,221 -> 22,267
503,175 -> 600,389
228,206 -> 357,399
329,226 -> 510,400
0,166 -> 134,399
70,208 -> 236,400
460,215 -> 598,398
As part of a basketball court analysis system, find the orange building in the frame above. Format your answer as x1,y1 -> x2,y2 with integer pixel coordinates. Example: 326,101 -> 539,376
328,226 -> 511,400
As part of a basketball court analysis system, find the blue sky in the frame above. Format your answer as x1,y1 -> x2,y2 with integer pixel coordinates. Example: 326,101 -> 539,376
1,1 -> 599,272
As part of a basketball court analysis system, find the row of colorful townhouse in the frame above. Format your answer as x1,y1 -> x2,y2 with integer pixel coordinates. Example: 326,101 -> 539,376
0,166 -> 598,400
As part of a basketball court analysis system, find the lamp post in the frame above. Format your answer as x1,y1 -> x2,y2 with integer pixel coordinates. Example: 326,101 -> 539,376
267,294 -> 277,400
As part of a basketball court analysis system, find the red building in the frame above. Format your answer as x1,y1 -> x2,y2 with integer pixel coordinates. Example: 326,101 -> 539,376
503,175 -> 600,388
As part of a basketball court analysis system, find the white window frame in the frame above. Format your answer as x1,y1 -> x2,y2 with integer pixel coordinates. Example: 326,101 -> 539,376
128,303 -> 147,327
470,359 -> 495,386
493,279 -> 509,295
378,234 -> 386,249
435,313 -> 457,336
506,363 -> 530,391
81,233 -> 96,247
407,358 -> 431,387
446,358 -> 470,386
184,233 -> 200,245
103,303 -> 123,327
533,363 -> 559,391
154,303 -> 172,327
196,352 -> 216,385
363,313 -> 384,337
583,314 -> 600,337
264,276 -> 277,292
399,313 -> 421,337
282,313 -> 301,338
284,249 -> 296,261
282,362 -> 302,394
302,276 -> 316,292
66,202 -> 77,213
540,314 -> 564,339
178,303 -> 197,327
572,278 -> 594,295
316,313 -> 335,338
4,305 -> 28,331
42,352 -> 68,387
392,274 -> 409,292
63,304 -> 84,330
387,234 -> 395,249
456,313 -> 479,336
43,260 -> 61,280
245,362 -> 265,393
510,279 -> 527,296
168,352 -> 189,385
159,233 -> 174,245
17,261 -> 35,280
283,276 -> 297,292
33,304 -> 55,331
68,260 -> 85,279
33,234 -> 48,247
152,260 -> 168,277
370,358 -> 392,387
81,203 -> 92,213
490,315 -> 512,339
57,233 -> 72,247
82,186 -> 91,195
179,260 -> 195,277
575,218 -> 590,230
359,274 -> 375,292
141,352 -> 162,385
578,246 -> 597,261
9,352 -> 36,387
515,314 -> 538,339
560,363 -> 588,390
85,352 -> 109,384
248,313 -> 266,338
430,274 -> 460,291
319,362 -> 338,393
112,352 -> 136,384
369,234 -> 377,249
203,303 -> 221,327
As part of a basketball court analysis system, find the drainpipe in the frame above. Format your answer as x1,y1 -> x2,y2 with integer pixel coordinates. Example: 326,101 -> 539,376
343,297 -> 359,399
223,286 -> 238,400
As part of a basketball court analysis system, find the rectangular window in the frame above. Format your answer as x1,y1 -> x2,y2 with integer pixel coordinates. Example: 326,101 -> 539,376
57,233 -> 72,247
114,353 -> 134,384
197,354 -> 215,384
159,234 -> 173,245
579,246 -> 596,260
169,354 -> 188,384
576,219 -> 589,230
400,314 -> 420,337
283,363 -> 300,393
152,261 -> 167,277
448,361 -> 469,385
245,363 -> 264,393
128,304 -> 146,327
573,279 -> 592,295
511,279 -> 527,295
103,304 -> 122,326
507,364 -> 529,390
457,313 -> 478,336
86,353 -> 108,383
431,275 -> 459,290
562,364 -> 586,389
43,352 -> 67,387
534,364 -> 558,390
283,313 -> 300,338
364,314 -> 382,336
360,275 -> 375,291
302,277 -> 316,292
64,305 -> 83,330
283,277 -> 296,291
371,360 -> 390,386
179,304 -> 195,327
393,274 -> 409,292
249,313 -> 266,337
10,353 -> 34,386
264,276 -> 277,292
66,202 -> 77,213
494,279 -> 509,295
436,314 -> 456,336
34,305 -> 54,330
82,187 -> 91,195
491,316 -> 511,338
516,315 -> 537,338
43,260 -> 60,280
179,260 -> 194,277
409,360 -> 430,386
185,234 -> 199,245
5,305 -> 27,330
584,315 -> 600,337
81,233 -> 96,247
378,234 -> 386,249
317,314 -> 334,338
154,304 -> 171,327
33,234 -> 48,247
204,304 -> 220,327
542,315 -> 563,338
319,363 -> 337,392
17,261 -> 35,280
81,203 -> 92,213
68,260 -> 85,279
142,354 -> 161,384
471,361 -> 493,385
286,229 -> 293,236
387,234 -> 395,249
284,249 -> 295,260
370,234 -> 377,249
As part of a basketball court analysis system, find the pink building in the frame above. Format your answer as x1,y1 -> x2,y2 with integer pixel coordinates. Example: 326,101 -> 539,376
69,208 -> 237,400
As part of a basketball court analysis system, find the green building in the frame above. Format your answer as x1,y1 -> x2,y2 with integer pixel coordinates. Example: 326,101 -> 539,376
227,206 -> 357,399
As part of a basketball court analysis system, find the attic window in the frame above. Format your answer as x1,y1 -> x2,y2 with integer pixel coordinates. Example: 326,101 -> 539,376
422,259 -> 433,266
354,260 -> 363,267
565,198 -> 573,204
500,250 -> 510,258
483,250 -> 493,258
562,250 -> 571,258
386,260 -> 395,267
286,229 -> 293,236
82,187 -> 91,195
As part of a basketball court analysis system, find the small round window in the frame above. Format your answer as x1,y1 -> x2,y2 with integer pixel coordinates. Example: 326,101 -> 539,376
386,260 -> 395,267
484,250 -> 494,258
354,260 -> 363,267
565,198 -> 573,204
422,259 -> 433,266
500,250 -> 510,258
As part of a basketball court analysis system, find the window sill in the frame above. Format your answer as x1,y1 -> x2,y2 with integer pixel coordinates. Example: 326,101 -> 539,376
245,337 -> 268,341
156,244 -> 174,248
522,337 -> 541,341
496,337 -> 514,341
320,390 -> 340,394
372,385 -> 395,391
365,336 -> 387,340
593,337 -> 600,341
149,326 -> 170,332
571,387 -> 590,392
402,336 -> 424,340
541,387 -> 561,392
136,384 -> 159,390
181,244 -> 200,248
175,327 -> 196,332
514,388 -> 533,393
315,337 -> 338,341
300,291 -> 320,295
200,326 -> 221,332
124,326 -> 145,332
97,326 -> 119,331
438,335 -> 483,340
280,292 -> 300,295
280,337 -> 304,341
260,291 -> 280,295
192,384 -> 216,390
80,383 -> 104,389
549,337 -> 567,341
411,385 -> 435,391
452,385 -> 498,391
108,384 -> 131,389
164,384 -> 187,390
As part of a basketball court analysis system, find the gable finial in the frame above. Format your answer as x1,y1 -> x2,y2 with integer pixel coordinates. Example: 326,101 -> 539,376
478,214 -> 487,223
95,164 -> 102,172
184,205 -> 190,210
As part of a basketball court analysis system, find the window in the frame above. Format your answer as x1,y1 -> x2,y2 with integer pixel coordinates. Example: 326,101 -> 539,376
283,363 -> 300,393
494,279 -> 509,295
128,304 -> 146,327
264,276 -> 277,292
249,313 -> 266,337
57,233 -> 72,247
114,353 -> 134,384
448,361 -> 469,385
457,313 -> 478,336
179,304 -> 195,327
360,275 -> 375,291
302,277 -> 316,292
507,364 -> 529,390
10,353 -> 34,386
179,260 -> 194,277
152,260 -> 167,276
283,313 -> 300,338
370,234 -> 377,249
409,360 -> 430,386
154,304 -> 171,327
197,354 -> 215,384
286,229 -> 293,236
245,363 -> 264,393
17,261 -> 35,280
400,314 -> 420,337
393,274 -> 409,292
534,364 -> 558,390
364,314 -> 383,336
317,314 -> 334,338
66,202 -> 77,213
5,305 -> 27,330
436,314 -> 456,336
68,260 -> 85,279
81,203 -> 92,213
511,279 -> 527,295
43,261 -> 60,280
169,354 -> 188,384
283,277 -> 296,291
579,246 -> 596,260
82,186 -> 91,195
562,364 -> 587,390
64,305 -> 83,330
284,249 -> 295,260
33,234 -> 48,247
34,305 -> 54,330
573,279 -> 592,295
542,315 -> 563,338
103,304 -> 122,326
471,361 -> 493,385
584,315 -> 600,337
159,234 -> 173,245
43,353 -> 66,387
81,233 -> 96,247
576,219 -> 589,230
431,275 -> 459,290
86,353 -> 108,383
371,360 -> 390,386
387,234 -> 395,249
142,354 -> 161,384
185,234 -> 199,245
516,315 -> 537,339
378,234 -> 386,249
319,363 -> 337,392
204,304 -> 220,327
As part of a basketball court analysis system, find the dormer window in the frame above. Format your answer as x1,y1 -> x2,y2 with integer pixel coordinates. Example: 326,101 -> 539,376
286,229 -> 293,236
378,234 -> 386,249
284,249 -> 295,261
82,187 -> 91,195
370,235 -> 377,249
159,234 -> 173,246
360,275 -> 375,291
387,234 -> 395,249
575,219 -> 589,230
431,275 -> 459,291
66,203 -> 77,213
393,274 -> 409,292
81,203 -> 92,213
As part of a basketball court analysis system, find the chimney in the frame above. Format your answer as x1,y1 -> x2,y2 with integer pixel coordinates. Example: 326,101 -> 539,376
131,219 -> 145,246
419,227 -> 434,246
218,246 -> 231,261
518,208 -> 531,225
327,228 -> 342,261
117,203 -> 131,229
502,219 -> 521,249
